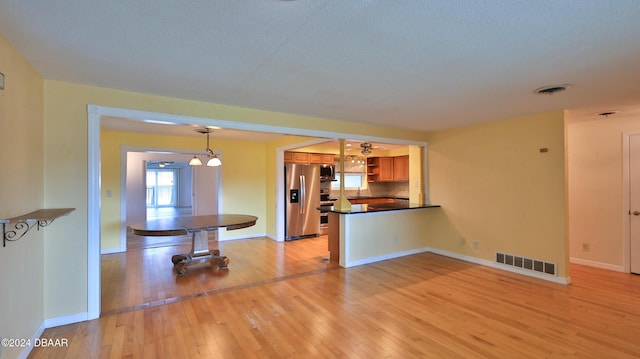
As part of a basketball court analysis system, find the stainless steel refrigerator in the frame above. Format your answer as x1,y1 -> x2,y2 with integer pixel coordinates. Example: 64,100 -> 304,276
285,163 -> 321,240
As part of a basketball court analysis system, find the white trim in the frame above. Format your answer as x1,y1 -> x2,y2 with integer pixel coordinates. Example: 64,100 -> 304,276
569,257 -> 625,272
43,312 -> 89,328
219,232 -> 268,242
429,248 -> 572,285
16,322 -> 45,359
87,111 -> 101,320
274,149 -> 286,242
621,131 -> 640,274
101,247 -> 125,255
119,147 -> 128,252
344,247 -> 431,268
87,105 -> 427,147
19,311 -> 88,358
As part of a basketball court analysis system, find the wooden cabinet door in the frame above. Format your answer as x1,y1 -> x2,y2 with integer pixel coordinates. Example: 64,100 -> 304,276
321,154 -> 335,164
393,155 -> 409,181
309,153 -> 323,164
291,152 -> 310,164
286,152 -> 333,164
309,153 -> 334,164
378,157 -> 394,181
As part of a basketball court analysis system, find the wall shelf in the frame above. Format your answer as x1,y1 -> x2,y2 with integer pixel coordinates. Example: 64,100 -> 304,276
1,208 -> 75,247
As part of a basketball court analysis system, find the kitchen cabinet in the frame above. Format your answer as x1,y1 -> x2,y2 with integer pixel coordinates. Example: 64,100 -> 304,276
348,197 -> 396,205
393,155 -> 409,181
379,157 -> 394,181
310,153 -> 334,164
366,157 -> 395,182
285,151 -> 334,165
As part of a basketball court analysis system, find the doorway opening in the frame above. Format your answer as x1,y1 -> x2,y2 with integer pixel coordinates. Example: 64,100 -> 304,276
145,161 -> 192,220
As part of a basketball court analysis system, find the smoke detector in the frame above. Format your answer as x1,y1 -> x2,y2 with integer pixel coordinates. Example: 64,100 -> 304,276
533,84 -> 572,95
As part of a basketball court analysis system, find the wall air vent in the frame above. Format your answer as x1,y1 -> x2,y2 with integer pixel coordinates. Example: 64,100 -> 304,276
496,252 -> 556,276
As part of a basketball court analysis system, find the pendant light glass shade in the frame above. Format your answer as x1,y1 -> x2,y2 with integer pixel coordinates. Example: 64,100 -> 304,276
207,156 -> 222,167
189,156 -> 202,166
190,128 -> 222,167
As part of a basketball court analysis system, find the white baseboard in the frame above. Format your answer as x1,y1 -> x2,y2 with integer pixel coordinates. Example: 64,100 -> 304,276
219,232 -> 267,242
344,247 -> 431,268
429,248 -> 572,285
17,322 -> 46,359
19,312 -> 87,359
569,257 -> 625,272
101,247 -> 125,255
44,312 -> 88,328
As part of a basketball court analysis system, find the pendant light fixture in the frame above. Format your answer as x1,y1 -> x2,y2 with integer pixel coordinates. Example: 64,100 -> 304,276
189,128 -> 222,167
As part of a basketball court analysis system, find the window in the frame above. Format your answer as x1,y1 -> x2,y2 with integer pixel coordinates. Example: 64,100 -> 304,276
331,173 -> 364,189
146,168 -> 178,207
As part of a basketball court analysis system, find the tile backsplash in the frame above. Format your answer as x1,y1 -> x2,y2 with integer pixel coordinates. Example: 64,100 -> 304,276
330,181 -> 409,198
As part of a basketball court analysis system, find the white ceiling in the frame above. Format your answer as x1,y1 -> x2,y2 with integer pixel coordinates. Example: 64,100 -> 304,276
2,0 -> 640,134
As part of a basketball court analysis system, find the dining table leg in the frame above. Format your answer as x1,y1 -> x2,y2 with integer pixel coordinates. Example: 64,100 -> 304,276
171,229 -> 230,275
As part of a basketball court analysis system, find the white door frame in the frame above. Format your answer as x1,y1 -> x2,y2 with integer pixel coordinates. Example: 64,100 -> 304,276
622,131 -> 640,273
87,104 -> 428,320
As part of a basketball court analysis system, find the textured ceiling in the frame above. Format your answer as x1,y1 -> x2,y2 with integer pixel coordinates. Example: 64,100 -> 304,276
1,0 -> 640,133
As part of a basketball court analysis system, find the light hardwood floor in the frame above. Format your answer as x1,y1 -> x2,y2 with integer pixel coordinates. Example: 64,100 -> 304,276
30,237 -> 640,358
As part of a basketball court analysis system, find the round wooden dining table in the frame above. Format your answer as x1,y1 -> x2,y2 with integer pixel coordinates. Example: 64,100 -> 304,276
129,214 -> 258,275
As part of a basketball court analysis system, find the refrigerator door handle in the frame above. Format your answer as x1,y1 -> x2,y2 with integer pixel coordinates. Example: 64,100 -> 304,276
300,175 -> 305,214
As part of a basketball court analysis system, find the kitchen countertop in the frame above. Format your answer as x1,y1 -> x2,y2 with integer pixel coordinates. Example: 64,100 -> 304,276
326,202 -> 440,214
328,196 -> 410,201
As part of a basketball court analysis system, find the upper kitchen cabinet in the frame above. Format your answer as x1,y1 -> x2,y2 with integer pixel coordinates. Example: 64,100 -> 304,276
367,156 -> 408,182
285,151 -> 334,165
393,155 -> 409,181
310,153 -> 335,164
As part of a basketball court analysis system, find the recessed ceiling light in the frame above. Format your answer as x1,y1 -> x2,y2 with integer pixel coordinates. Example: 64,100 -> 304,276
533,84 -> 572,95
143,119 -> 178,125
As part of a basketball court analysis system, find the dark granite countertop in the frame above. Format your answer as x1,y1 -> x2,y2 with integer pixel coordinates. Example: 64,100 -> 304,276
326,202 -> 440,214
328,196 -> 409,201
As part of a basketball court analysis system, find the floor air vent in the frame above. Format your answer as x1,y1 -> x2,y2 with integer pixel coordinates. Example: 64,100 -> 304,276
496,252 -> 556,276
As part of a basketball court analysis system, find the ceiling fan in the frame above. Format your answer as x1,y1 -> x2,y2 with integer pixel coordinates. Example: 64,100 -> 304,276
360,142 -> 372,155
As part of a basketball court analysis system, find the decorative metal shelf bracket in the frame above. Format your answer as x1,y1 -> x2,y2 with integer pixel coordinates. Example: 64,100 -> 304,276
1,208 -> 75,247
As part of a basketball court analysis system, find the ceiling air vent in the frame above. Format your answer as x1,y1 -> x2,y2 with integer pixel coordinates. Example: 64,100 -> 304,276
598,111 -> 618,117
533,84 -> 572,95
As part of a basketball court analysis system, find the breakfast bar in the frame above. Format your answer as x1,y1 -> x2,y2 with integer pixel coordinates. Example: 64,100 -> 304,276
327,203 -> 440,267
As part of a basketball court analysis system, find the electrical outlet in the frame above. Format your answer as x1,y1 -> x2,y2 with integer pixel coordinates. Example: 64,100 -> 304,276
458,237 -> 465,245
472,241 -> 479,249
393,236 -> 398,244
582,243 -> 590,251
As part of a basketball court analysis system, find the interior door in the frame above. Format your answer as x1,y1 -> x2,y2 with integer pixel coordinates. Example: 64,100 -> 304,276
192,164 -> 220,216
629,134 -> 640,273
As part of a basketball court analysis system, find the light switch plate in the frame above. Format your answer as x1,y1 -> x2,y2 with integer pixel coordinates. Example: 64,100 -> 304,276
0,72 -> 4,90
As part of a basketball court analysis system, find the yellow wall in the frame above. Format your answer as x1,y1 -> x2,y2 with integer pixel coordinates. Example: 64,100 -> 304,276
0,34 -> 45,359
567,113 -> 640,269
425,111 -> 568,277
343,209 -> 430,266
